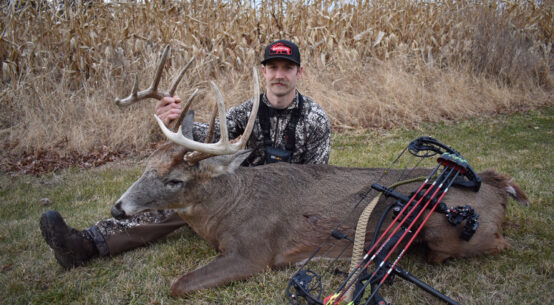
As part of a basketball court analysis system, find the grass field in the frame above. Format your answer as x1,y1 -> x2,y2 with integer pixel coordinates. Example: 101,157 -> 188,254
1,108 -> 552,305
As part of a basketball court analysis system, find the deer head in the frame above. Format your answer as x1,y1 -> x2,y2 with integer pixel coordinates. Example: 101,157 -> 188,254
111,46 -> 260,219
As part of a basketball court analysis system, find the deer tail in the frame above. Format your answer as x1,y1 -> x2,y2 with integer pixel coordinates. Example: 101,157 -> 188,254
505,178 -> 530,206
479,169 -> 530,207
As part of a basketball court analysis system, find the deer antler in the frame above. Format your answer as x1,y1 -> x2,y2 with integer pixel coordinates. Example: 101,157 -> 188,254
114,45 -> 195,109
154,67 -> 260,163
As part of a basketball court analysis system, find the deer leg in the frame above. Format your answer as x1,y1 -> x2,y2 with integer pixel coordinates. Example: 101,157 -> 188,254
171,252 -> 266,296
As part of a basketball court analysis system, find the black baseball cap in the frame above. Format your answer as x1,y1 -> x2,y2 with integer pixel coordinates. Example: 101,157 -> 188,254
261,40 -> 301,66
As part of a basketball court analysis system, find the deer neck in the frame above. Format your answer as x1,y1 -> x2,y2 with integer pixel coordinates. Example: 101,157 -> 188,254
176,169 -> 253,237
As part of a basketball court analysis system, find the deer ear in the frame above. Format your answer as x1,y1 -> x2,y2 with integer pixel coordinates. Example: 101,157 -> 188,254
181,110 -> 195,139
198,150 -> 252,176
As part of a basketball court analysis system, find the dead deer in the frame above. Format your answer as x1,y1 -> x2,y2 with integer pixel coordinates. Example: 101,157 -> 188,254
111,47 -> 529,296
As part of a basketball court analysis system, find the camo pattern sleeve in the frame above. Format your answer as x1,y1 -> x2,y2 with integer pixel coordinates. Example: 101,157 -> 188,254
298,95 -> 331,164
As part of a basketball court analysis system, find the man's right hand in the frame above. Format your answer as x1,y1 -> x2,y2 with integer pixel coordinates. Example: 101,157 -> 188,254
155,96 -> 182,126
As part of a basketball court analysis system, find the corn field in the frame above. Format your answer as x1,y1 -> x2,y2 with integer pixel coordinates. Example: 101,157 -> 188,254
0,0 -> 552,157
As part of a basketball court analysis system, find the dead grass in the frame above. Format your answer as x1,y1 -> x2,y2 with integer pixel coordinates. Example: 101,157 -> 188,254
0,0 -> 552,159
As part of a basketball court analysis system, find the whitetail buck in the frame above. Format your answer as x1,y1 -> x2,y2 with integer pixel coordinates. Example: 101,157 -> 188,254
111,47 -> 529,296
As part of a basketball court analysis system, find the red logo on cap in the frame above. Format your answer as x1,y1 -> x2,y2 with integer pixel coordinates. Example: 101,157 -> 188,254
269,42 -> 292,55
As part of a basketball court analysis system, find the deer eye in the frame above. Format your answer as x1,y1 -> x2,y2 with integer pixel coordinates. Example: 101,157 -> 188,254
165,180 -> 183,189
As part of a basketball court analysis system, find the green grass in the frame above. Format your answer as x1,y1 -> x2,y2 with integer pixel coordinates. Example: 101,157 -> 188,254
1,108 -> 552,304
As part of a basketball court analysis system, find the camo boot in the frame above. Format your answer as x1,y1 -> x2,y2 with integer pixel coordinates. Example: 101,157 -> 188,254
39,210 -> 106,269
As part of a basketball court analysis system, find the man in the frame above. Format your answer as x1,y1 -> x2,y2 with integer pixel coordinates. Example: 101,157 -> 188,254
40,40 -> 331,268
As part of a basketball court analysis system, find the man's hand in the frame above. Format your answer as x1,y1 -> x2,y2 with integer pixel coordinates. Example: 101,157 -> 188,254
156,96 -> 182,126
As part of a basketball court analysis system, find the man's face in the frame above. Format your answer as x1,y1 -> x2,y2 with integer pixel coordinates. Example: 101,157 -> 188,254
262,59 -> 303,108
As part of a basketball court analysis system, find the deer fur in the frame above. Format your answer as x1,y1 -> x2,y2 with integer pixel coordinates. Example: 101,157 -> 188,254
111,142 -> 529,296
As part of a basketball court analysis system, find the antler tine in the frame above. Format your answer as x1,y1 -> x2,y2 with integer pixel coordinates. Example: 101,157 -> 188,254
116,45 -> 192,107
150,45 -> 170,92
169,58 -> 194,97
115,46 -> 169,106
204,102 -> 218,144
210,81 -> 230,147
131,75 -> 139,99
170,88 -> 199,132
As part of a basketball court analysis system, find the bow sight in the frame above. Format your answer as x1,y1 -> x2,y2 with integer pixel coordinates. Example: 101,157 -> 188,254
286,137 -> 482,305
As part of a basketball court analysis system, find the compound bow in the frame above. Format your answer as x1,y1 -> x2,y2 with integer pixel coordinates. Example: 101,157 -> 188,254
286,136 -> 481,305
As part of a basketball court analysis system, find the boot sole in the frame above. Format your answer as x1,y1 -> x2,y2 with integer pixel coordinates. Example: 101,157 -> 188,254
40,211 -> 78,268
39,210 -> 66,251
39,210 -> 97,269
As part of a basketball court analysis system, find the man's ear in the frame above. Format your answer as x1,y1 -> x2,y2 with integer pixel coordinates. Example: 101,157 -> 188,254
198,150 -> 252,176
297,66 -> 303,78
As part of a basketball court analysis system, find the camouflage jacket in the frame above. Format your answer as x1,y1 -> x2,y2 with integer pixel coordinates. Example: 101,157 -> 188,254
193,91 -> 331,166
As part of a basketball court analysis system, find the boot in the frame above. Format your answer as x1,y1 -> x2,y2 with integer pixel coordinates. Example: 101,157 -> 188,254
39,210 -> 99,269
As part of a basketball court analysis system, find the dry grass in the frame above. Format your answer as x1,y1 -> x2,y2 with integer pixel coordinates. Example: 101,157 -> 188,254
0,0 -> 552,157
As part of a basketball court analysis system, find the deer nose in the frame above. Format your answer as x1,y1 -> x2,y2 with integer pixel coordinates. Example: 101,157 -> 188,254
111,201 -> 127,220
